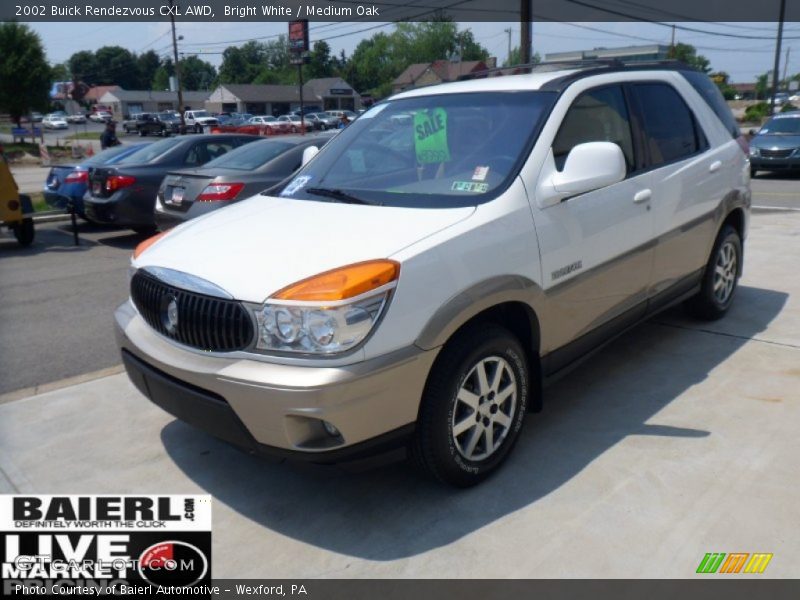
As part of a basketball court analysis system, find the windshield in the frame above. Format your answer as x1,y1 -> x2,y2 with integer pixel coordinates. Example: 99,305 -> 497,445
117,137 -> 184,164
278,91 -> 555,208
760,116 -> 800,135
203,139 -> 295,170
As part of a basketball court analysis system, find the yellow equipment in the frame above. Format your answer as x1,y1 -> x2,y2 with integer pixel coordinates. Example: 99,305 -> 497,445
0,146 -> 34,246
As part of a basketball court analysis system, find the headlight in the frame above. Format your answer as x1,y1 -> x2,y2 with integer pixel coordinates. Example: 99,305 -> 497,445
749,147 -> 760,157
254,260 -> 400,355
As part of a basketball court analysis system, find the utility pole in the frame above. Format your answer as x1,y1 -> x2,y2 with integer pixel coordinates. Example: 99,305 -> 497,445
298,62 -> 305,135
782,47 -> 791,84
520,0 -> 531,65
169,0 -> 185,129
670,24 -> 676,58
769,0 -> 787,116
504,27 -> 512,66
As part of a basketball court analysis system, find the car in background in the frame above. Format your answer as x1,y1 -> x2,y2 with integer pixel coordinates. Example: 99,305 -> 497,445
155,132 -> 336,230
277,114 -> 311,133
67,113 -> 87,124
128,113 -> 176,137
157,112 -> 182,134
304,113 -> 336,130
123,113 -> 149,133
43,144 -> 147,217
749,112 -> 800,176
29,112 -> 44,123
42,114 -> 69,129
240,115 -> 291,135
183,110 -> 219,133
90,111 -> 113,123
326,109 -> 358,121
85,134 -> 258,233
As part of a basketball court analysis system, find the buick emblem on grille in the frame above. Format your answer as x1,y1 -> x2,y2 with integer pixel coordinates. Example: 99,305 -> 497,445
161,294 -> 179,334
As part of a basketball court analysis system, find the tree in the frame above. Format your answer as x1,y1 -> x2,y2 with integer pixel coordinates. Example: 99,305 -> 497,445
307,40 -> 335,79
137,50 -> 162,90
51,63 -> 71,82
670,43 -> 711,74
152,58 -> 173,90
709,71 -> 736,100
68,50 -> 98,85
179,55 -> 217,90
94,46 -> 139,88
0,23 -> 51,125
503,47 -> 541,67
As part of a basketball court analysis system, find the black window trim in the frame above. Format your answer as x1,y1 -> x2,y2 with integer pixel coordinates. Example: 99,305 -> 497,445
626,80 -> 711,174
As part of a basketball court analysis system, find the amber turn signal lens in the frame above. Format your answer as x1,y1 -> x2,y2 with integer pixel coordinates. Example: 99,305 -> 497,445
273,260 -> 400,302
133,230 -> 169,259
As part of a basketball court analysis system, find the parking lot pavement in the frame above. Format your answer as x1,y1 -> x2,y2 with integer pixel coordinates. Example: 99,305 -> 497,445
751,172 -> 800,211
0,221 -> 145,395
0,211 -> 797,578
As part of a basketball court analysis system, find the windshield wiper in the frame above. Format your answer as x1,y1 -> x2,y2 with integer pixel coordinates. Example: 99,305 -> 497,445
305,187 -> 374,205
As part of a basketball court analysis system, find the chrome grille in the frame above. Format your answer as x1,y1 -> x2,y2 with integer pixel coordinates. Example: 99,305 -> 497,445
131,270 -> 254,352
759,148 -> 794,159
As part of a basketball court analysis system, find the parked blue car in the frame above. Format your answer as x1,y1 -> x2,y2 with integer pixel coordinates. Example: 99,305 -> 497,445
44,144 -> 146,217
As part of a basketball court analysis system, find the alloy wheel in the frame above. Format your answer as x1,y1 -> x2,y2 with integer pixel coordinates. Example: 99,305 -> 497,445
713,240 -> 738,304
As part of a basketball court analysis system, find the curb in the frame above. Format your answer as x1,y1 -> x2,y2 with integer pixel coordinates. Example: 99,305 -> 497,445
33,212 -> 72,223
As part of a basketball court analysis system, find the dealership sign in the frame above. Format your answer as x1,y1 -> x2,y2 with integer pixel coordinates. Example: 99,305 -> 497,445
0,495 -> 212,595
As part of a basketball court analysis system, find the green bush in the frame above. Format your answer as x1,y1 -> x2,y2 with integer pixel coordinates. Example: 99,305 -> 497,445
780,102 -> 798,113
744,102 -> 770,122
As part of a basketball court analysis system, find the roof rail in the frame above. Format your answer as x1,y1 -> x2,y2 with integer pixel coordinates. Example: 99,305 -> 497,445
457,58 -> 694,82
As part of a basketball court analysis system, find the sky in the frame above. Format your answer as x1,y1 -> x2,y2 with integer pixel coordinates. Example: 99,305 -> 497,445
23,20 -> 800,84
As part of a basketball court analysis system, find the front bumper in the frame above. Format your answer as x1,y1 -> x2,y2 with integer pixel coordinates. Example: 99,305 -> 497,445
750,155 -> 800,170
115,300 -> 438,461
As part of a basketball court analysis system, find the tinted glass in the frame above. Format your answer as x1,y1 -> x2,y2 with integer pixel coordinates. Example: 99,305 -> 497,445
680,70 -> 740,138
552,85 -> 634,172
184,141 -> 236,166
84,144 -> 145,166
117,137 -> 185,164
279,91 -> 556,208
635,83 -> 701,166
759,115 -> 800,135
203,140 -> 296,170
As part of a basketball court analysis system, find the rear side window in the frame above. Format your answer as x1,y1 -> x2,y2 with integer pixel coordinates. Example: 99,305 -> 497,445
633,83 -> 705,167
184,141 -> 236,166
680,70 -> 740,139
552,85 -> 635,173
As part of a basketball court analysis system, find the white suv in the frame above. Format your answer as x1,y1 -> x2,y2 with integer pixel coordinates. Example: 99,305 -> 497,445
116,63 -> 750,487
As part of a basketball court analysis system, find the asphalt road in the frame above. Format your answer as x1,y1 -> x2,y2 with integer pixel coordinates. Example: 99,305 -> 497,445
0,175 -> 798,396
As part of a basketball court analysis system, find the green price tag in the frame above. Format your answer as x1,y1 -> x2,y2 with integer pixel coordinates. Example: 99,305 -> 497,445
414,108 -> 450,164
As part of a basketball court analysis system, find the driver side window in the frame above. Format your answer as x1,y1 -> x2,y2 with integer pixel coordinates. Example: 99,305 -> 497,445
552,85 -> 634,173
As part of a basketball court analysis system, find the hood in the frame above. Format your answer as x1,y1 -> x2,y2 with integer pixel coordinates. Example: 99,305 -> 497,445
135,194 -> 475,303
751,134 -> 800,150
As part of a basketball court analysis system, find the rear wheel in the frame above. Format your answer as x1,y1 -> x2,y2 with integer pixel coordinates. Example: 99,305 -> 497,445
12,218 -> 35,246
685,224 -> 742,320
411,324 -> 529,487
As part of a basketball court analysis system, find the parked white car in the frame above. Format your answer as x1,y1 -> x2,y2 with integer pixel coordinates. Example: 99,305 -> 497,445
89,111 -> 112,123
67,113 -> 87,124
117,63 -> 750,486
42,114 -> 69,129
277,114 -> 309,132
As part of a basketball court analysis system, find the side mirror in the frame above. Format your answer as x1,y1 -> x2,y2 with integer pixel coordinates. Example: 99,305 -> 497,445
539,142 -> 626,206
301,145 -> 319,166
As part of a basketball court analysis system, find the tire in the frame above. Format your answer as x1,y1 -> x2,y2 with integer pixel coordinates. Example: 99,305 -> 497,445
411,323 -> 529,487
12,218 -> 35,246
194,124 -> 203,134
685,224 -> 742,320
138,129 -> 145,137
750,167 -> 758,178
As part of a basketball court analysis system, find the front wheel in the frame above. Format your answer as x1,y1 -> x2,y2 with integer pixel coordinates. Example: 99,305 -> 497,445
12,218 -> 35,246
685,224 -> 742,320
194,124 -> 203,134
411,324 -> 529,487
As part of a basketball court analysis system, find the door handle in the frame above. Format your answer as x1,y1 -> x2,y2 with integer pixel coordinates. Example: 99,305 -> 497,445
709,160 -> 722,173
633,189 -> 652,204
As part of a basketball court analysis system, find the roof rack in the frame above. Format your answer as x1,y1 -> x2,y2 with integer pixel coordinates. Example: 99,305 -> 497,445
457,58 -> 693,82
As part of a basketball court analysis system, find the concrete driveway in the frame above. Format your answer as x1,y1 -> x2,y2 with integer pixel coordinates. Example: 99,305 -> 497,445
0,210 -> 798,578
